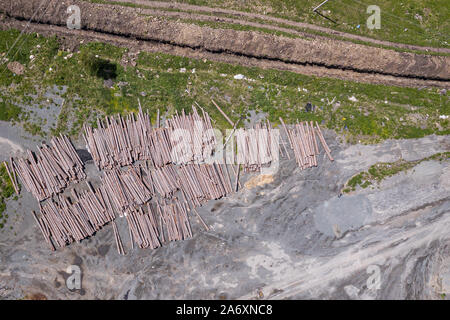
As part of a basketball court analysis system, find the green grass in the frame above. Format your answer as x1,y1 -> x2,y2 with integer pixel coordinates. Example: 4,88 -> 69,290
0,99 -> 22,121
0,29 -> 448,142
343,151 -> 450,193
0,162 -> 15,229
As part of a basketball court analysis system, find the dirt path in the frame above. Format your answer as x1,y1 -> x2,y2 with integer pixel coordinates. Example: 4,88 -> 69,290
0,0 -> 449,88
1,16 -> 448,89
120,6 -> 324,41
109,0 -> 450,54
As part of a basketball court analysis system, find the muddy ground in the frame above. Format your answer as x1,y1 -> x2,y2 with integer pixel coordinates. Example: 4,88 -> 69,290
0,118 -> 449,299
0,0 -> 449,86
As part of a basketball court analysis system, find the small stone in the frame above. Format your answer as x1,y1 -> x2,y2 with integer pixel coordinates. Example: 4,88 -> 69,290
7,61 -> 25,75
305,102 -> 315,112
104,79 -> 114,88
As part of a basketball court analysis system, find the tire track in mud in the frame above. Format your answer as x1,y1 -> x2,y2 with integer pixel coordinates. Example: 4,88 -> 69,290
109,0 -> 450,54
0,0 -> 449,88
1,16 -> 448,89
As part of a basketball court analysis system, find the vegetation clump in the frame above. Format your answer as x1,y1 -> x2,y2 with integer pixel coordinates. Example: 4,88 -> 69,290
343,152 -> 450,193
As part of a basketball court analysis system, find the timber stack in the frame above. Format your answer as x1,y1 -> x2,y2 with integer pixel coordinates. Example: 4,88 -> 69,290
280,118 -> 333,170
235,121 -> 278,173
32,183 -> 116,251
11,134 -> 86,202
83,105 -> 217,170
14,102 -> 335,255
101,167 -> 152,215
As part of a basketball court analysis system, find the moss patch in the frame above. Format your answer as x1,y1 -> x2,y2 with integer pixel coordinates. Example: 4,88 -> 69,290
0,99 -> 22,121
343,152 -> 450,193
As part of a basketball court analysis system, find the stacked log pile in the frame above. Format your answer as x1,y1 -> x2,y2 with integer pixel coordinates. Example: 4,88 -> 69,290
12,134 -> 86,201
98,161 -> 232,252
176,163 -> 233,207
280,118 -> 333,170
17,103 -> 336,255
157,200 -> 192,242
32,183 -> 115,250
83,106 -> 156,169
142,164 -> 179,198
101,167 -> 152,215
125,205 -> 162,250
166,106 -> 216,164
125,199 -> 193,250
235,121 -> 278,173
140,163 -> 232,207
83,106 -> 217,169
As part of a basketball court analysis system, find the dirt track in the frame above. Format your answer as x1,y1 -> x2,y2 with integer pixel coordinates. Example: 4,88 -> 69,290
0,0 -> 449,88
109,0 -> 450,54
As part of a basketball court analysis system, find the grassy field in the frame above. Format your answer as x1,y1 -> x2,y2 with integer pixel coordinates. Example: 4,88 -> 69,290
343,151 -> 450,193
0,29 -> 448,143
